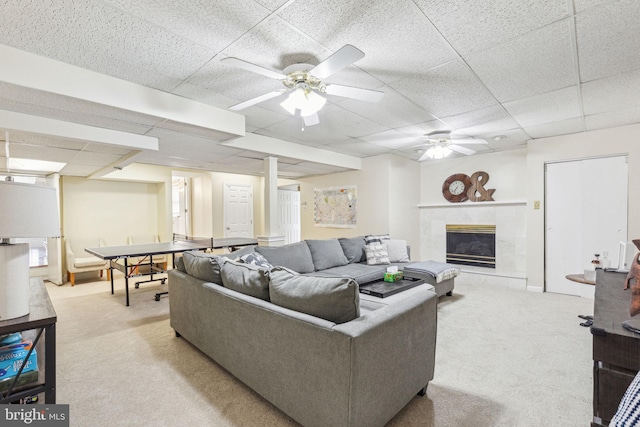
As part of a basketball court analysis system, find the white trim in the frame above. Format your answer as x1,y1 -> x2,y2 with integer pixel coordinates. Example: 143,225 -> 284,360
418,200 -> 527,208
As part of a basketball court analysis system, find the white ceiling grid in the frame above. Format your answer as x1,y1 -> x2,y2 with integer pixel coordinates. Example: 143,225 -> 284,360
0,0 -> 638,178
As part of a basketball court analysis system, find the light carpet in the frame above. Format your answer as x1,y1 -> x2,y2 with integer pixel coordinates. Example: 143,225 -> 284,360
45,272 -> 595,426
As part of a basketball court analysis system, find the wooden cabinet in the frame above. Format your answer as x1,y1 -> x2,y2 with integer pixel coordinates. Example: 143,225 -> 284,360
591,270 -> 640,426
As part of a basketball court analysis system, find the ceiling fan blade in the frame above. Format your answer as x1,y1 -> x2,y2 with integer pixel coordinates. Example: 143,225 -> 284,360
449,144 -> 476,155
221,57 -> 286,80
451,137 -> 488,145
310,45 -> 365,79
229,90 -> 284,111
302,113 -> 320,127
325,84 -> 384,102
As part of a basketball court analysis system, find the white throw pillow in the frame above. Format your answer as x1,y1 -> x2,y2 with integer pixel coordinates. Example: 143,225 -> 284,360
385,239 -> 410,263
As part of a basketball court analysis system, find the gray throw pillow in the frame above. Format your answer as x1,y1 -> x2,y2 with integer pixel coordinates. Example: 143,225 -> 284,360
306,239 -> 349,271
269,267 -> 360,324
338,236 -> 366,263
220,258 -> 270,301
256,241 -> 315,273
364,243 -> 390,265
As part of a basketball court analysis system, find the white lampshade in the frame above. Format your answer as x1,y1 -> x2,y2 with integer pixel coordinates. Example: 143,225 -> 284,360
280,87 -> 326,117
0,181 -> 60,238
425,144 -> 452,160
0,180 -> 60,320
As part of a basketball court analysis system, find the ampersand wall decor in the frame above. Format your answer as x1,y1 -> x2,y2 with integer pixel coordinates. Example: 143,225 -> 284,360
442,171 -> 495,203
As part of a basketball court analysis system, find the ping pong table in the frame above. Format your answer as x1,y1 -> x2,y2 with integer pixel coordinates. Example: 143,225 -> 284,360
85,237 -> 258,306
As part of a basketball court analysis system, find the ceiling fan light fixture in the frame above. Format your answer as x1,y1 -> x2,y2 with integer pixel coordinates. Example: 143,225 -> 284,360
280,85 -> 326,117
425,143 -> 452,160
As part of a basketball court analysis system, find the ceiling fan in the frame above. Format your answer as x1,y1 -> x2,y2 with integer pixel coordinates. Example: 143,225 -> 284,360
221,44 -> 384,126
417,131 -> 488,161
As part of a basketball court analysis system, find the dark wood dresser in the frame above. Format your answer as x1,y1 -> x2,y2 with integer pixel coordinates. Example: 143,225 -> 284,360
591,270 -> 640,426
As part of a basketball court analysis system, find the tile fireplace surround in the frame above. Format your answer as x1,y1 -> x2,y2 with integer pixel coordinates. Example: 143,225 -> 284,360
419,201 -> 528,290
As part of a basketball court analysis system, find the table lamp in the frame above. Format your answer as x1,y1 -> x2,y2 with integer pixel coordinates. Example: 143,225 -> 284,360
0,180 -> 60,320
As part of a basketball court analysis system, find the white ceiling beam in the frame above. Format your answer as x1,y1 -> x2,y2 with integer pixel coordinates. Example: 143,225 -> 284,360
0,44 -> 245,137
0,110 -> 159,150
222,133 -> 362,170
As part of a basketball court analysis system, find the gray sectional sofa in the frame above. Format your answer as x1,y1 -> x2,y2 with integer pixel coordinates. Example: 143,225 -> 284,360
168,236 -> 442,427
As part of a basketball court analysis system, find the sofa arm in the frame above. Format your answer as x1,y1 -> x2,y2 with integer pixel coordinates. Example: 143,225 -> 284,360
332,289 -> 438,426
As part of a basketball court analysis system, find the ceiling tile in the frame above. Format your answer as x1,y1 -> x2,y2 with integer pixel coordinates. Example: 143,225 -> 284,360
576,0 -> 640,82
585,106 -> 640,132
465,19 -> 577,102
325,140 -> 390,157
503,86 -> 582,128
414,0 -> 570,55
441,105 -> 521,136
278,0 -> 458,84
523,117 -> 585,138
72,151 -> 122,166
393,60 -> 497,118
582,68 -> 640,115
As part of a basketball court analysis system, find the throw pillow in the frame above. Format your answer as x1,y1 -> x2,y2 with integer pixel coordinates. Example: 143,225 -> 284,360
364,234 -> 391,246
238,251 -> 273,269
306,239 -> 349,270
220,258 -> 270,301
338,236 -> 367,263
269,267 -> 360,324
256,241 -> 315,273
364,243 -> 390,265
611,370 -> 640,426
385,239 -> 410,263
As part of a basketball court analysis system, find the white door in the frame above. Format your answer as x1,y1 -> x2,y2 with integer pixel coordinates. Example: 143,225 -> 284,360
224,184 -> 254,238
545,156 -> 628,296
278,189 -> 301,244
172,177 -> 190,237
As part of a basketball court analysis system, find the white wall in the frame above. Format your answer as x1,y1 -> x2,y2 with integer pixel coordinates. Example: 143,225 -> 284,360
526,123 -> 640,290
298,154 -> 421,258
62,177 -> 164,246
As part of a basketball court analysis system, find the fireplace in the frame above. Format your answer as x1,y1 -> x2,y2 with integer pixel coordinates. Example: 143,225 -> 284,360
446,224 -> 496,268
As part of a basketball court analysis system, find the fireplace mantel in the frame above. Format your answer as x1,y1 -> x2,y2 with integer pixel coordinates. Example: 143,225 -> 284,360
418,200 -> 527,208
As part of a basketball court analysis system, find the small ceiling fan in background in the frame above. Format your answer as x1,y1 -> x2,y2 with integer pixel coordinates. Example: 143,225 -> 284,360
417,131 -> 488,160
221,45 -> 384,126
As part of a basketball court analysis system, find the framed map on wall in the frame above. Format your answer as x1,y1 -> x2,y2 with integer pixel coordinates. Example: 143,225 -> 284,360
314,186 -> 357,228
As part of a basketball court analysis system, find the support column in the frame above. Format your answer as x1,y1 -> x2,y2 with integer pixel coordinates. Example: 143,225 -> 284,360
258,157 -> 285,247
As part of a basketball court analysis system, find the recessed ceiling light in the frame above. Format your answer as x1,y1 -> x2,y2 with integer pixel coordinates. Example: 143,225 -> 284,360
8,158 -> 66,172
493,135 -> 507,141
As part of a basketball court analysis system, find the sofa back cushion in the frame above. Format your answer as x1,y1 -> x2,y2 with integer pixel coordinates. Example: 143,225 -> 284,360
306,239 -> 349,271
181,245 -> 256,284
338,236 -> 367,263
269,267 -> 360,324
220,258 -> 270,301
256,241 -> 315,274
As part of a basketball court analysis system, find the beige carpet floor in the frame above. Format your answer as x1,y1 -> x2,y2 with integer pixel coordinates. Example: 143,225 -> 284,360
45,272 -> 595,427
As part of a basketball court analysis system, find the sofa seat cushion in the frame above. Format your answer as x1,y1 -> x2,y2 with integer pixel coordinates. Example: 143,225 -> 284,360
256,241 -> 315,274
308,263 -> 387,285
269,267 -> 360,324
74,256 -> 106,268
220,258 -> 270,301
306,239 -> 349,271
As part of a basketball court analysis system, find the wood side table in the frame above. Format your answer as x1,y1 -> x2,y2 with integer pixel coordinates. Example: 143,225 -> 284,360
0,278 -> 57,404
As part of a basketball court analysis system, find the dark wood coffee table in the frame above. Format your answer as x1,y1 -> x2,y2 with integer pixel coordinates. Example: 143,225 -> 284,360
359,278 -> 425,298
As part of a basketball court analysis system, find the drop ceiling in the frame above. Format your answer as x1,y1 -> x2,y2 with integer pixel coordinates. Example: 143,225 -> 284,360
0,0 -> 638,178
